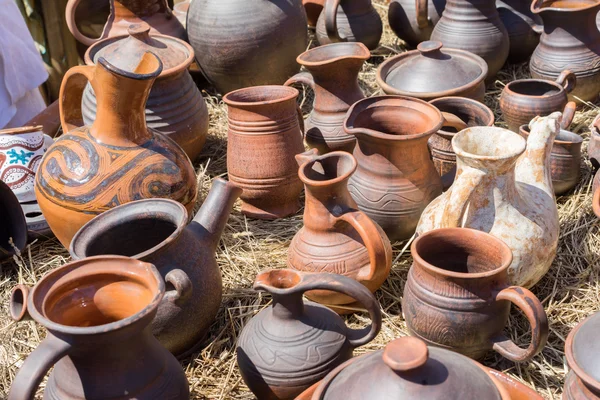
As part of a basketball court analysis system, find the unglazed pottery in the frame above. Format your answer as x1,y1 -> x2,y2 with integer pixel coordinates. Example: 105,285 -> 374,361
224,86 -> 305,220
285,43 -> 369,154
564,312 -> 600,399
187,0 -> 308,94
237,269 -> 382,400
8,256 -> 189,400
0,180 -> 27,261
35,53 -> 197,248
288,150 -> 392,311
70,178 -> 241,357
417,113 -> 560,288
497,0 -> 542,63
388,0 -> 446,47
304,0 -> 326,27
377,41 -> 487,101
315,0 -> 383,50
344,96 -> 443,242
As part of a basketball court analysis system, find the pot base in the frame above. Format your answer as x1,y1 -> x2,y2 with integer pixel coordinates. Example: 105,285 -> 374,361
241,200 -> 301,220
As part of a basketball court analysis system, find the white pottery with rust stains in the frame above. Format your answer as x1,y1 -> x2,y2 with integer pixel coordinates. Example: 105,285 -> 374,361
416,113 -> 560,288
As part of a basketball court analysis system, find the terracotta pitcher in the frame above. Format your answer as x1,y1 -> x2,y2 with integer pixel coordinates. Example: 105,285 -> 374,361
237,269 -> 382,400
344,96 -> 444,242
417,113 -> 560,288
0,180 -> 27,261
388,0 -> 447,47
8,256 -> 189,399
288,150 -> 392,311
35,52 -> 197,248
285,42 -> 370,154
497,0 -> 542,63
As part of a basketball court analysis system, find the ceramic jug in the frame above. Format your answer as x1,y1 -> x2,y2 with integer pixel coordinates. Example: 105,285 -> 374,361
530,0 -> 600,103
316,0 -> 383,50
417,113 -> 560,288
285,42 -> 370,154
35,52 -> 197,248
344,96 -> 444,242
564,312 -> 600,399
0,180 -> 26,261
388,0 -> 446,47
304,0 -> 326,27
69,178 -> 241,357
288,150 -> 392,312
497,0 -> 542,63
8,256 -> 189,399
237,269 -> 382,400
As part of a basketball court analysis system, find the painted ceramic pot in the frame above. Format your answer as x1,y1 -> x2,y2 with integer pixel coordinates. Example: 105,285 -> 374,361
388,0 -> 446,47
496,0 -> 542,63
564,312 -> 600,399
0,180 -> 27,261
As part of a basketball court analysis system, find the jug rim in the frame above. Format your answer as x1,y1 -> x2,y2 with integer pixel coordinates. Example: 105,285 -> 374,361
254,269 -> 304,295
503,79 -> 565,98
531,0 -> 600,13
519,124 -> 583,145
223,85 -> 299,107
296,42 -> 370,66
565,312 -> 600,394
297,151 -> 357,187
453,126 -> 526,161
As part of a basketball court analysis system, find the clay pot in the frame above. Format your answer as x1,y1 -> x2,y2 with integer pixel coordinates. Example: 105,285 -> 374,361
285,43 -> 370,154
187,0 -> 307,94
304,0 -> 326,27
65,0 -> 186,46
496,0 -> 542,63
564,312 -> 600,399
428,97 -> 495,190
82,23 -> 209,161
237,269 -> 382,400
0,180 -> 27,261
388,0 -> 446,47
530,0 -> 600,104
69,178 -> 241,357
315,0 -> 383,50
500,70 -> 576,132
224,86 -> 304,220
377,41 -> 487,101
288,150 -> 392,311
344,95 -> 444,242
8,256 -> 189,399
431,0 -> 509,79
417,113 -> 560,288
35,52 -> 197,248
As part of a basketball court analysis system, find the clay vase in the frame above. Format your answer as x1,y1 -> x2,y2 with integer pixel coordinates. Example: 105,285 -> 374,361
288,150 -> 392,311
388,0 -> 446,47
500,70 -> 577,133
431,0 -> 509,79
69,178 -> 241,357
530,0 -> 600,104
496,0 -> 542,63
304,0 -> 326,27
344,96 -> 444,242
66,0 -> 186,46
34,52 -> 197,249
315,0 -> 383,50
237,269 -> 382,400
224,86 -> 305,220
428,97 -> 495,190
284,42 -> 370,154
564,312 -> 600,399
8,256 -> 189,400
0,180 -> 27,261
82,23 -> 209,161
187,0 -> 308,94
417,113 -> 560,288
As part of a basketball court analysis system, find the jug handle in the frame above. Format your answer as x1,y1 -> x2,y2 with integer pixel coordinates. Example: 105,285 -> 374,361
440,167 -> 486,228
59,65 -> 97,134
416,0 -> 429,28
555,70 -> 576,94
491,286 -> 549,362
325,0 -> 345,42
163,269 -> 193,307
560,102 -> 576,130
65,0 -> 101,46
285,72 -> 316,138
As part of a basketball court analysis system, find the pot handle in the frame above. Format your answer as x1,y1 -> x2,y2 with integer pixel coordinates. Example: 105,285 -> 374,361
491,286 -> 549,362
10,285 -> 31,321
65,0 -> 101,46
560,101 -> 576,130
285,72 -> 315,138
440,112 -> 468,132
59,65 -> 97,134
163,269 -> 193,307
440,167 -> 486,227
555,70 -> 576,94
416,0 -> 429,28
325,0 -> 345,42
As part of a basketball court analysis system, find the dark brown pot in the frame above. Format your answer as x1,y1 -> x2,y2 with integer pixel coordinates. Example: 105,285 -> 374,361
0,180 -> 27,261
237,269 -> 382,400
388,0 -> 446,47
402,228 -> 549,361
304,0 -> 326,27
564,312 -> 600,399
497,0 -> 542,63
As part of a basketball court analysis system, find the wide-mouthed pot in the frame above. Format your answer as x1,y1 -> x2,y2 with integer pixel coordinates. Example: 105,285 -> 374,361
564,312 -> 600,399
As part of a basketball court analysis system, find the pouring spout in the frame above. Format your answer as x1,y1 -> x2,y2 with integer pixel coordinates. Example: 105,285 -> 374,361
295,148 -> 320,168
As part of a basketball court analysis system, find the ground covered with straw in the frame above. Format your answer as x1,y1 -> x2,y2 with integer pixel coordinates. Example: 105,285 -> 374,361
2,2 -> 600,399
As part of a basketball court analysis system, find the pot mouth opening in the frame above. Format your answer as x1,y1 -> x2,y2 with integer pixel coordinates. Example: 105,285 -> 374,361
223,85 -> 298,107
0,125 -> 44,136
520,125 -> 583,144
533,0 -> 600,12
453,127 -> 526,161
505,80 -> 562,97
567,313 -> 600,393
254,269 -> 302,292
430,97 -> 494,136
297,42 -> 370,65
299,151 -> 357,187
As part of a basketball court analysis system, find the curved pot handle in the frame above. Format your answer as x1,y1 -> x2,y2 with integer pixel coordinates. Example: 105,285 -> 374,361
560,101 -> 576,130
556,70 -> 576,94
59,65 -> 97,134
285,72 -> 315,138
65,0 -> 101,46
325,0 -> 345,42
416,0 -> 429,29
491,286 -> 549,362
163,269 -> 193,307
440,167 -> 486,227
10,285 -> 31,321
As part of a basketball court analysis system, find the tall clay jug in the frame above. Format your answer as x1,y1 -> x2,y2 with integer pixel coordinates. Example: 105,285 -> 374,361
388,0 -> 446,47
8,256 -> 189,399
285,42 -> 370,154
416,113 -> 561,288
35,52 -> 197,248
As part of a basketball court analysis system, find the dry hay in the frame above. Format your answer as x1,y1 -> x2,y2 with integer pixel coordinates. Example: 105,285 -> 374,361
1,1 -> 600,399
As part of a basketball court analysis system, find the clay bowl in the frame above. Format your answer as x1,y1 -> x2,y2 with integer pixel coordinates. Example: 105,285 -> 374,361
564,312 -> 600,399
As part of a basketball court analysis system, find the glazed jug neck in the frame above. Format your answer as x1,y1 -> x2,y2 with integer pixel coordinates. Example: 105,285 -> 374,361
112,0 -> 167,17
271,292 -> 305,320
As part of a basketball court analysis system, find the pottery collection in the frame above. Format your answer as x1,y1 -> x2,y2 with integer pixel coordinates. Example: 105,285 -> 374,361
496,0 -> 541,63
388,0 -> 446,47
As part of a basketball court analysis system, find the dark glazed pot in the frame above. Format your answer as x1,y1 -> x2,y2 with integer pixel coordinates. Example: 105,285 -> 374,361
564,312 -> 600,399
0,181 -> 27,261
237,269 -> 382,400
496,0 -> 542,63
388,0 -> 446,47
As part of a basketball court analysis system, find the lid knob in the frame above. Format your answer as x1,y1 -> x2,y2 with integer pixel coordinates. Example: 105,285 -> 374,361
128,22 -> 151,40
382,336 -> 429,372
417,41 -> 443,55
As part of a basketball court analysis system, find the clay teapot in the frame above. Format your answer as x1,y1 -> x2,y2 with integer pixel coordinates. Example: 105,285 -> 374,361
496,0 -> 542,63
304,0 -> 326,27
237,269 -> 382,400
34,52 -> 197,248
564,312 -> 600,399
417,113 -> 560,288
388,0 -> 446,47
69,178 -> 241,357
0,180 -> 27,261
8,256 -> 189,399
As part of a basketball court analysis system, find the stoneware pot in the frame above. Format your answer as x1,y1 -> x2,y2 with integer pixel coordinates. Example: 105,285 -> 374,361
499,69 -> 576,132
35,52 -> 197,248
388,0 -> 446,47
0,180 -> 27,261
224,86 -> 305,220
237,269 -> 382,400
530,0 -> 600,103
344,95 -> 443,242
288,150 -> 392,312
417,113 -> 560,288
315,0 -> 383,50
83,23 -> 209,161
187,0 -> 308,94
284,42 -> 370,154
377,41 -> 487,101
496,0 -> 542,63
8,256 -> 189,399
304,0 -> 326,27
69,178 -> 241,357
428,96 -> 495,190
564,312 -> 600,399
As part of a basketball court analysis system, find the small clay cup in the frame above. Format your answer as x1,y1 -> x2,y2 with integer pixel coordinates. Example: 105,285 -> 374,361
564,312 -> 600,399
